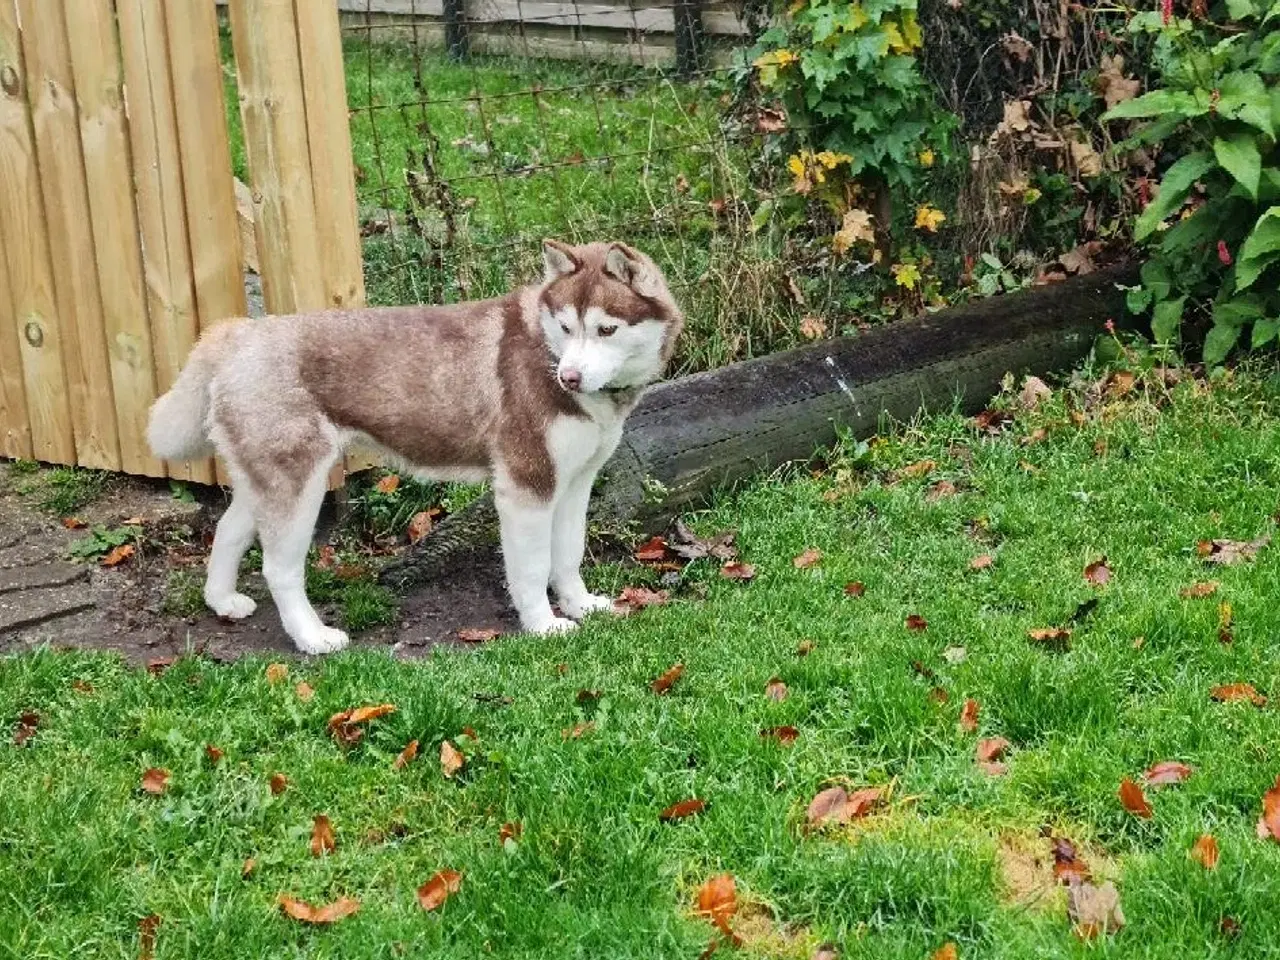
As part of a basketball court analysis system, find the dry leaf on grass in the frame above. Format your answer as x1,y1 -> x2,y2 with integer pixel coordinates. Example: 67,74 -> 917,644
417,869 -> 462,911
1257,776 -> 1280,842
793,547 -> 822,569
499,822 -> 522,845
61,517 -> 87,529
102,544 -> 135,567
1052,837 -> 1091,885
279,894 -> 360,924
926,480 -> 958,502
1018,376 -> 1052,410
1028,627 -> 1071,651
905,614 -> 928,631
1180,581 -> 1219,598
1210,683 -> 1267,707
242,858 -> 256,878
1068,881 -> 1125,939
394,739 -> 419,770
295,681 -> 315,702
1096,54 -> 1141,109
1143,761 -> 1192,787
633,536 -> 668,562
671,521 -> 737,562
931,943 -> 958,960
652,663 -> 685,695
311,815 -> 336,857
204,745 -> 224,764
970,554 -> 994,571
976,738 -> 1010,763
374,474 -> 401,494
138,914 -> 160,960
615,586 -> 670,613
458,627 -> 501,643
141,768 -> 170,795
844,581 -> 865,597
407,510 -> 438,544
764,677 -> 789,702
720,562 -> 756,581
562,721 -> 594,739
660,799 -> 707,822
1191,834 -> 1219,869
1084,558 -> 1112,585
440,740 -> 465,778
12,711 -> 39,747
1199,535 -> 1271,565
265,663 -> 288,685
806,785 -> 884,826
959,699 -> 980,733
760,725 -> 800,745
1119,778 -> 1153,818
269,773 -> 288,795
696,873 -> 739,943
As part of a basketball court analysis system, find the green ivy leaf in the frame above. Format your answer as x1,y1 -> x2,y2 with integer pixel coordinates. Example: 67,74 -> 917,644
1251,317 -> 1280,348
1202,322 -> 1242,366
1141,259 -> 1175,301
1126,285 -> 1153,316
1236,206 -> 1280,290
1214,134 -> 1262,199
1226,0 -> 1259,19
1136,152 -> 1216,241
1101,89 -> 1210,122
1152,295 -> 1187,343
1219,71 -> 1276,139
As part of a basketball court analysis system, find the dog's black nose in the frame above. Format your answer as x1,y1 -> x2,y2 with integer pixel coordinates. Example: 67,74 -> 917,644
559,368 -> 582,391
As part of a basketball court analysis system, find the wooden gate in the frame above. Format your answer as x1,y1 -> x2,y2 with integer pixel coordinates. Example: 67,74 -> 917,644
0,0 -> 363,484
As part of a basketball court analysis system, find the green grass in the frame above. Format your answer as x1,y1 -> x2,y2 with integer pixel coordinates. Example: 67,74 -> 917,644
8,363 -> 1280,958
7,464 -> 111,518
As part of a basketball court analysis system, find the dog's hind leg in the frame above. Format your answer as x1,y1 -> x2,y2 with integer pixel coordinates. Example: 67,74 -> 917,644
203,493 -> 258,619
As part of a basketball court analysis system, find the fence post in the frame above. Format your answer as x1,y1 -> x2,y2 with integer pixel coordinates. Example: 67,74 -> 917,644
673,0 -> 703,78
443,0 -> 469,61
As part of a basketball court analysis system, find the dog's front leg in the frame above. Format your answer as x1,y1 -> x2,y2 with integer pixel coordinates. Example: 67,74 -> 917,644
550,470 -> 613,620
495,485 -> 576,634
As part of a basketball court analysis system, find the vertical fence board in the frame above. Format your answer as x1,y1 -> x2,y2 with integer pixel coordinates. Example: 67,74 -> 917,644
0,0 -> 74,464
17,0 -> 121,470
117,0 -> 214,483
227,0 -> 325,315
0,209 -> 31,460
65,0 -> 163,477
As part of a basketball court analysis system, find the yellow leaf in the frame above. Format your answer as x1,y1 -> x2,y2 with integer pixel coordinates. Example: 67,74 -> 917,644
815,150 -> 853,170
786,155 -> 806,178
883,23 -> 906,54
753,49 -> 798,69
918,149 -> 935,168
788,0 -> 807,13
845,3 -> 869,31
899,11 -> 923,51
832,208 -> 875,254
914,205 -> 946,233
892,263 -> 922,290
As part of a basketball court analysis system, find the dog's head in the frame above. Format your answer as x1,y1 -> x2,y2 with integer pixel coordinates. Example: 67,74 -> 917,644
537,239 -> 683,395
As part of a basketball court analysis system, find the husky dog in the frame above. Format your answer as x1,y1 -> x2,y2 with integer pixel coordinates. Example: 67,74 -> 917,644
147,240 -> 683,654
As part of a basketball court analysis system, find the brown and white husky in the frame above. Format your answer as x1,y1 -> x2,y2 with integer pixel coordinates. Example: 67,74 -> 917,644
147,240 -> 683,654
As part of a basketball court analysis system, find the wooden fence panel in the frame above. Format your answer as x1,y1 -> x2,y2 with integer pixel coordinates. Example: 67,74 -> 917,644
18,0 -> 121,471
65,0 -> 164,477
0,0 -> 75,465
0,211 -> 30,460
117,0 -> 215,484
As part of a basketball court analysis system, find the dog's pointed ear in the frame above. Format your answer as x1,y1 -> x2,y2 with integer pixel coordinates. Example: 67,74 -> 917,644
542,239 -> 578,283
604,242 -> 659,297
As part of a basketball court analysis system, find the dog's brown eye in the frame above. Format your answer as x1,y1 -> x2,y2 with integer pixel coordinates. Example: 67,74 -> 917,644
598,324 -> 617,337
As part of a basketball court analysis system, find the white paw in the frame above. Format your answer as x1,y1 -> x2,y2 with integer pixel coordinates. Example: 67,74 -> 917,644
293,624 -> 350,655
530,616 -> 579,636
560,593 -> 615,620
206,591 -> 257,620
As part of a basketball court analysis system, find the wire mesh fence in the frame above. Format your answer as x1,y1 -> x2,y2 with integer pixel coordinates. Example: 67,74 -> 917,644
339,0 -> 791,375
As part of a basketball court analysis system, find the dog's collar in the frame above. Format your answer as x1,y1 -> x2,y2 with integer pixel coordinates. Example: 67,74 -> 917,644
598,384 -> 640,404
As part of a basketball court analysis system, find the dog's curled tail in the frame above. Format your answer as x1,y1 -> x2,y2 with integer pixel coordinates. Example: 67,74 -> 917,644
146,326 -> 232,460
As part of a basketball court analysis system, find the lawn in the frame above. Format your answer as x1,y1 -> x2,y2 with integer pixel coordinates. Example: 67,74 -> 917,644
6,358 -> 1280,958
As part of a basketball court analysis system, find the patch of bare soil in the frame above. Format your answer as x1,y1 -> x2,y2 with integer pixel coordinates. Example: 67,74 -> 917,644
0,466 -> 517,663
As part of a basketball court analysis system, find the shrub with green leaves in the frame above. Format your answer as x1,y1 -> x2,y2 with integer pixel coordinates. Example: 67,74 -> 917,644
1105,2 -> 1280,364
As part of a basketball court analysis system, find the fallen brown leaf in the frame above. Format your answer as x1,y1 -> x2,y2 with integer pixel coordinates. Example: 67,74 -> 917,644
1143,761 -> 1192,787
440,740 -> 465,778
328,704 -> 396,731
811,944 -> 840,960
407,509 -> 438,544
1028,627 -> 1072,650
671,521 -> 737,562
978,761 -> 1009,777
241,857 -> 256,878
1084,558 -> 1112,586
204,744 -> 224,764
931,942 -> 958,960
562,721 -> 595,739
793,547 -> 822,569
1210,683 -> 1267,707
458,627 -> 501,643
311,815 -> 336,857
1192,834 -> 1219,869
417,869 -> 462,911
806,785 -> 884,826
720,561 -> 756,581
394,739 -> 419,770
1180,581 -> 1219,599
959,698 -> 979,733
651,663 -> 685,695
279,894 -> 360,924
72,679 -> 94,694
760,725 -> 800,745
1119,778 -> 1153,818
660,798 -> 707,822
1052,836 -> 1091,885
139,914 -> 160,960
764,677 -> 789,702
265,663 -> 288,685
615,586 -> 670,613
799,315 -> 827,340
269,773 -> 289,795
146,657 -> 176,676
1096,53 -> 1141,109
141,768 -> 170,795
976,737 -> 1010,763
755,105 -> 787,133
1018,375 -> 1053,410
499,822 -> 522,845
102,543 -> 135,567
316,545 -> 337,569
796,639 -> 816,656
1068,881 -> 1125,939
1221,916 -> 1242,938
634,536 -> 668,563
928,687 -> 949,705
905,614 -> 928,631
969,554 -> 995,571
295,681 -> 315,702
926,480 -> 958,502
61,516 -> 87,529
844,581 -> 865,597
971,408 -> 1014,434
1200,535 -> 1271,565
892,459 -> 937,483
1258,776 -> 1280,841
696,873 -> 739,942
374,474 -> 401,494
12,711 -> 39,747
